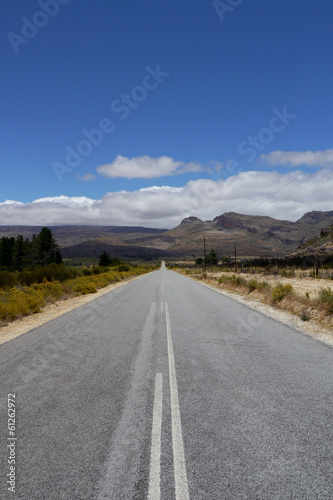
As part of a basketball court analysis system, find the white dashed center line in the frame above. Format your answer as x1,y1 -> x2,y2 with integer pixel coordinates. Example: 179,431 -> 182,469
148,373 -> 163,500
165,302 -> 190,500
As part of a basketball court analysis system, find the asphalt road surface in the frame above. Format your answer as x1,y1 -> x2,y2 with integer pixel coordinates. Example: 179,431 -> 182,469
1,264 -> 332,499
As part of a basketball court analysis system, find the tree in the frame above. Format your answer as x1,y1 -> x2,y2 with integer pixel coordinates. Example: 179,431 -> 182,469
221,256 -> 231,267
0,237 -> 15,267
55,250 -> 63,264
35,227 -> 62,265
36,227 -> 53,263
205,249 -> 218,266
12,234 -> 26,271
99,250 -> 111,267
0,228 -> 62,269
195,257 -> 203,266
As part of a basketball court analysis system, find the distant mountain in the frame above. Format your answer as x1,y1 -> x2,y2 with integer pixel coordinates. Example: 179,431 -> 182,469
142,211 -> 333,258
1,210 -> 333,259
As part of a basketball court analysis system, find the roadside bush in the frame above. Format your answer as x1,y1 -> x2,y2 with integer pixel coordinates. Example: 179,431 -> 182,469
247,279 -> 258,293
108,272 -> 122,283
92,266 -> 103,275
0,287 -> 45,320
300,309 -> 311,321
272,284 -> 294,303
117,264 -> 130,272
74,283 -> 97,295
32,280 -> 63,302
29,264 -> 78,283
258,281 -> 270,291
318,287 -> 333,313
230,275 -> 246,286
0,264 -> 152,323
0,272 -> 16,288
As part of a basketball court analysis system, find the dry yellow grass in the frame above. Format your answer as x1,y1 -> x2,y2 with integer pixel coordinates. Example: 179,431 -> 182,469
177,268 -> 333,330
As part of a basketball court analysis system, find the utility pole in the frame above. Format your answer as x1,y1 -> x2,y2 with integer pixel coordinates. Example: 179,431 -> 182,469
93,249 -> 96,268
234,243 -> 237,273
204,236 -> 207,272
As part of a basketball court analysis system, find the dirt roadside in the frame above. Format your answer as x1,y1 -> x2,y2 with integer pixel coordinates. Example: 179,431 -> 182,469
180,270 -> 333,347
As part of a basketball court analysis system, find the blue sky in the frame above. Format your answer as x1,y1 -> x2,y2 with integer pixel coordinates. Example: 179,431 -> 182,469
1,0 -> 333,227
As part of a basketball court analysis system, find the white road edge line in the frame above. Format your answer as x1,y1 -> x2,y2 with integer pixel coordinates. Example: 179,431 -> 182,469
165,302 -> 190,500
148,373 -> 163,500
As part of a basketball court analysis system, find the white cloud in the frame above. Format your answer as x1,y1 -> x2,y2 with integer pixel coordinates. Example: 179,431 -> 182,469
261,149 -> 333,168
96,155 -> 202,179
1,170 -> 333,228
0,200 -> 24,206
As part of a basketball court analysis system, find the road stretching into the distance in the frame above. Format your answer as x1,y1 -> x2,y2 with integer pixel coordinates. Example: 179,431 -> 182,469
1,263 -> 332,499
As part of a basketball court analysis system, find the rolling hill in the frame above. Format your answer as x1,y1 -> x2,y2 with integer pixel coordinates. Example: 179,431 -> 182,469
1,210 -> 333,259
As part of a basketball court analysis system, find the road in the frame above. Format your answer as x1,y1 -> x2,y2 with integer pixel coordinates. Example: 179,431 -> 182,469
1,264 -> 332,499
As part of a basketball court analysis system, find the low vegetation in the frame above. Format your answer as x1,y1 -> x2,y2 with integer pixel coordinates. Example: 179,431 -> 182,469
272,283 -> 293,303
0,262 -> 159,323
0,227 -> 160,324
169,264 -> 333,329
318,287 -> 333,313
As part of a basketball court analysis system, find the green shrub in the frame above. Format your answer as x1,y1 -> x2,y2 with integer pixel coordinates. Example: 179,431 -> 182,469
0,272 -> 16,288
247,279 -> 258,293
0,287 -> 45,320
32,280 -> 63,301
74,283 -> 97,295
92,266 -> 103,275
230,275 -> 246,286
258,281 -> 270,291
117,264 -> 130,272
272,284 -> 293,303
318,287 -> 333,313
300,309 -> 311,321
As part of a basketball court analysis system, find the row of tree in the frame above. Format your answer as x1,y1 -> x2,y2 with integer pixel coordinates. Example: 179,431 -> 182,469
194,251 -> 333,269
0,228 -> 62,271
195,249 -> 218,267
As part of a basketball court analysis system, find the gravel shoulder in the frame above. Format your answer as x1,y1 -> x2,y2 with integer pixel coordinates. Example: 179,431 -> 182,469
0,275 -> 144,346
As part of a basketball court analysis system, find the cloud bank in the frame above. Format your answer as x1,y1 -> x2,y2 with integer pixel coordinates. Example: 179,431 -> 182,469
1,170 -> 333,228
